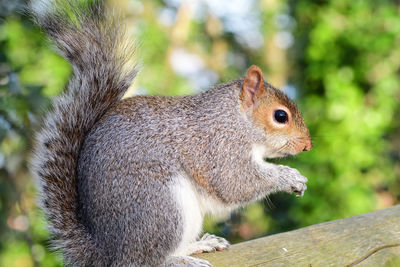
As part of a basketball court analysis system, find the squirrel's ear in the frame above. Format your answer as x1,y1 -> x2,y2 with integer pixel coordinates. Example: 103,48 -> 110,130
240,65 -> 266,109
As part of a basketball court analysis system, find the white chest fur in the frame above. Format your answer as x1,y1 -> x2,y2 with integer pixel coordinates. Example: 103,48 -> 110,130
171,174 -> 232,256
252,144 -> 277,169
171,175 -> 203,256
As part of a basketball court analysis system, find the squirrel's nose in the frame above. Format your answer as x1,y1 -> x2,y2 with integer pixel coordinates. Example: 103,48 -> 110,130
303,140 -> 313,151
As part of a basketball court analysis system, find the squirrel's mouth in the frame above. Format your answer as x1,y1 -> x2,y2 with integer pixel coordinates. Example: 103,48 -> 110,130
274,138 -> 312,157
264,150 -> 291,159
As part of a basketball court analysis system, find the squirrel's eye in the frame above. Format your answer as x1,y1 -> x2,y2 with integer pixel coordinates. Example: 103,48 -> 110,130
274,109 -> 288,124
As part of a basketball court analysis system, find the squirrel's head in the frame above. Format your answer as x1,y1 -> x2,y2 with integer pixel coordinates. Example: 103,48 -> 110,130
240,65 -> 312,158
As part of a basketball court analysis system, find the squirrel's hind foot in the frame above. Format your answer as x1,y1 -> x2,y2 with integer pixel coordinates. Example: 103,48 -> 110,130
189,233 -> 230,255
165,256 -> 212,267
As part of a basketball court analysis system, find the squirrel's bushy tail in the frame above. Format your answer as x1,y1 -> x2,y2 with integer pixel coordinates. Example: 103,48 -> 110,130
30,0 -> 138,265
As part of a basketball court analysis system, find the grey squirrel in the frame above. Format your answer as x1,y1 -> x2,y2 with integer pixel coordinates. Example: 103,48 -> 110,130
30,0 -> 312,266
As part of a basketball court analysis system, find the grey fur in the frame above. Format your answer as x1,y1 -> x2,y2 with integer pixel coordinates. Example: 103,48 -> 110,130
31,0 -> 311,266
30,0 -> 138,265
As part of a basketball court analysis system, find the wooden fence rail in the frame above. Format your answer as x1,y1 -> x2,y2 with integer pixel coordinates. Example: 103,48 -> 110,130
196,205 -> 400,266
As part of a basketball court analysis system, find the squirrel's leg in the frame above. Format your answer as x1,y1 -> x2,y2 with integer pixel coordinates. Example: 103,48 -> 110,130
165,256 -> 212,267
187,233 -> 230,254
256,160 -> 308,196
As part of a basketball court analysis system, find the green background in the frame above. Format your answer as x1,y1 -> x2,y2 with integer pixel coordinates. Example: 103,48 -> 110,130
0,0 -> 399,265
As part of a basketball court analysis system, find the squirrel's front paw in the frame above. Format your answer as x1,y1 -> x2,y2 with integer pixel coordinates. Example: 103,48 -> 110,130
278,165 -> 307,196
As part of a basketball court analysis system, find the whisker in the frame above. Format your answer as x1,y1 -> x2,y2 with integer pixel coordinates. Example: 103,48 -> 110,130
263,195 -> 275,210
309,135 -> 336,139
294,136 -> 313,141
275,141 -> 289,153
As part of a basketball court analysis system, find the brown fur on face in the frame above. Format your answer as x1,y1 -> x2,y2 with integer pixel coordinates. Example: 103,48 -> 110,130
253,85 -> 312,154
241,66 -> 312,155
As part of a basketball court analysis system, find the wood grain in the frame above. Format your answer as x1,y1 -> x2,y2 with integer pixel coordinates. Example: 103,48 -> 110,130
195,205 -> 400,267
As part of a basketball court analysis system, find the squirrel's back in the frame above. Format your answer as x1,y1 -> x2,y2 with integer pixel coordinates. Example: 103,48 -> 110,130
30,0 -> 138,265
75,80 -> 251,264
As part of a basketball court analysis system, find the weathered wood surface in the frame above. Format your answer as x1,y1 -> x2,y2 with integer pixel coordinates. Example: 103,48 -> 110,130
196,205 -> 400,267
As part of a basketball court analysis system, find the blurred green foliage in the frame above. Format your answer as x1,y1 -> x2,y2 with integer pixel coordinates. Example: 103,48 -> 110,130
0,0 -> 399,265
